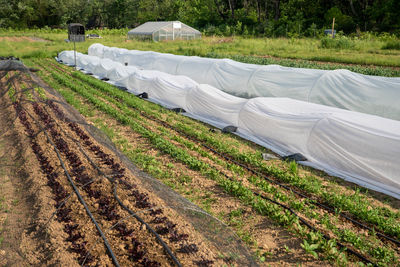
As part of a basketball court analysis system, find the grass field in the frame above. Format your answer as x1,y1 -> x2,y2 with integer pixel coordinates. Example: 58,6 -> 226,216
2,29 -> 400,266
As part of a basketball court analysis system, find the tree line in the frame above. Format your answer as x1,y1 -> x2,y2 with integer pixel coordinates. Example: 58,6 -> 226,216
0,0 -> 399,36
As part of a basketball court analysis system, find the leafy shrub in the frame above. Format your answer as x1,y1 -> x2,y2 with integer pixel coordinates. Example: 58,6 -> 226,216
224,25 -> 232,36
320,36 -> 355,49
305,23 -> 318,37
203,25 -> 222,36
234,21 -> 243,35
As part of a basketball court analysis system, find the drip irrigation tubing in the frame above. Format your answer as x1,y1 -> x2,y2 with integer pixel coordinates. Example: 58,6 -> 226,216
46,133 -> 121,267
254,191 -> 376,266
91,91 -> 378,266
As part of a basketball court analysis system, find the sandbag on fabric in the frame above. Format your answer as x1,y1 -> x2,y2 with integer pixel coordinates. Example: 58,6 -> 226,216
89,44 -> 400,121
237,98 -> 400,198
57,51 -> 400,199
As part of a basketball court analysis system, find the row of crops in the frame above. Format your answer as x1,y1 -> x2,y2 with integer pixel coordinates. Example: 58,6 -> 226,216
22,57 -> 400,266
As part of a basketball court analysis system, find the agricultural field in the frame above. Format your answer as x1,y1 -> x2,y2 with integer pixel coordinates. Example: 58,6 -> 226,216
1,29 -> 400,75
1,31 -> 400,267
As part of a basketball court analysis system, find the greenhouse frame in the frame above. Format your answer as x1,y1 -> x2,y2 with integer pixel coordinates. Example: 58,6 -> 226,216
127,21 -> 201,42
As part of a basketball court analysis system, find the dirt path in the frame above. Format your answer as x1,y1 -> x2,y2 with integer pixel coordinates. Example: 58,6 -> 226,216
0,36 -> 47,42
0,84 -> 46,266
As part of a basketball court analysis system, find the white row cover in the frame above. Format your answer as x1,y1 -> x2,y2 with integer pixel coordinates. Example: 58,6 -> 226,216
88,43 -> 400,121
57,50 -> 400,199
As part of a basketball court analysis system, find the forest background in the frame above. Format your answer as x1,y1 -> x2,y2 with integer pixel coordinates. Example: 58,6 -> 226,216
0,0 -> 399,37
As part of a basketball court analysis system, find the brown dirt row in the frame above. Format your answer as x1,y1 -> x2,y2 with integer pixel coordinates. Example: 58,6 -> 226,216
0,71 -> 77,266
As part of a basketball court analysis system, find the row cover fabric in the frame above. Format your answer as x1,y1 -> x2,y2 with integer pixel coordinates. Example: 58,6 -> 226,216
88,43 -> 400,121
57,50 -> 400,199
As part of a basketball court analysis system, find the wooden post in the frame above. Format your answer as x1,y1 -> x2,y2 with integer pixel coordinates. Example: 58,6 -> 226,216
331,17 -> 335,38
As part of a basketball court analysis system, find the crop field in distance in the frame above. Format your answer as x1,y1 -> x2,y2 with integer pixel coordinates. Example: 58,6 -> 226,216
0,30 -> 400,266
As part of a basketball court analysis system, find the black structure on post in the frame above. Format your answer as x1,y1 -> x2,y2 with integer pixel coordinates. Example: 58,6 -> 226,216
68,23 -> 85,69
68,23 -> 85,42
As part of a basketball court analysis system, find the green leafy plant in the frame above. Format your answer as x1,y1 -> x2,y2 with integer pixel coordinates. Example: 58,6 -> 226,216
301,240 -> 319,259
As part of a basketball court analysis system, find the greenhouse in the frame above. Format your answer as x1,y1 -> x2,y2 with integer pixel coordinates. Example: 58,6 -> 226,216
127,21 -> 201,41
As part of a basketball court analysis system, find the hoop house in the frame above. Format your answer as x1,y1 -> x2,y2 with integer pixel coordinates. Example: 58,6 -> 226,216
128,21 -> 201,41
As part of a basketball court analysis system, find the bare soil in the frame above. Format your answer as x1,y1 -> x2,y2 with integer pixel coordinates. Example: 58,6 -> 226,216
0,85 -> 42,266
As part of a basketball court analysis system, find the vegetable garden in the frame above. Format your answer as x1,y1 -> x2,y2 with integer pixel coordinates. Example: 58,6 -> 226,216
2,57 -> 397,266
1,29 -> 400,266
